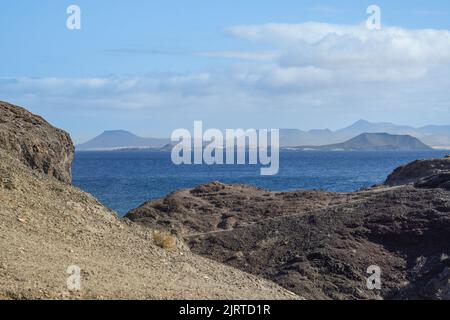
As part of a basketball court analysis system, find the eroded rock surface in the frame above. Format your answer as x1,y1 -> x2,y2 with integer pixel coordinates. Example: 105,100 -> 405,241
0,101 -> 74,183
128,158 -> 450,300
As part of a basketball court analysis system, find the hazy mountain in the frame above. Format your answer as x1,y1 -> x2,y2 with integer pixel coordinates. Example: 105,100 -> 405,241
77,120 -> 450,151
294,133 -> 432,151
76,130 -> 170,151
417,125 -> 450,135
280,120 -> 450,148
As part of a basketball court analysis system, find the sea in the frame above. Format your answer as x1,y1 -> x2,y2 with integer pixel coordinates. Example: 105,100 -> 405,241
72,150 -> 447,217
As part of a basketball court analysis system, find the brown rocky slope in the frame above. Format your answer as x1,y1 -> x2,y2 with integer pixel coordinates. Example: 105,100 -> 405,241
127,159 -> 450,300
0,101 -> 297,300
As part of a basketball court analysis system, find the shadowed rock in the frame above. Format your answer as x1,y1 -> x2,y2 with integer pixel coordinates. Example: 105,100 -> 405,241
385,157 -> 450,186
415,173 -> 450,190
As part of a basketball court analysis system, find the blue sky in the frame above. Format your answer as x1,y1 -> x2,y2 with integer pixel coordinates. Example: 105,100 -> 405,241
1,0 -> 450,143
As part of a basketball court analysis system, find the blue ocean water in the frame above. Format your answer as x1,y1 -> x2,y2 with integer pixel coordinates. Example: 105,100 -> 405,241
72,150 -> 447,217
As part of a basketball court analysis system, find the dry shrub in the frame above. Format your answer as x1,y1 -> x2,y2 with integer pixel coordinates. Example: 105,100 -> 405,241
153,230 -> 176,251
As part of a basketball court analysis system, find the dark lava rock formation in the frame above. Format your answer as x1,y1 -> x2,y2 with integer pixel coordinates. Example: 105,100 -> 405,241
127,157 -> 450,300
0,101 -> 74,183
126,182 -> 357,237
385,157 -> 450,186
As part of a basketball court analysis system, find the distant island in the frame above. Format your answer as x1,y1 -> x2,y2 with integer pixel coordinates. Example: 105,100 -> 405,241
279,119 -> 450,148
76,130 -> 170,151
76,119 -> 450,151
291,133 -> 432,151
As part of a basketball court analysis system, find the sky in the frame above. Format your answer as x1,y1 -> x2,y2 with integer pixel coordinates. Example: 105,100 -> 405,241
1,0 -> 450,143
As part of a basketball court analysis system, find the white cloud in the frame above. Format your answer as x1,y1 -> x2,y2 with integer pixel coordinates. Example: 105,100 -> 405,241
227,22 -> 450,84
234,64 -> 333,88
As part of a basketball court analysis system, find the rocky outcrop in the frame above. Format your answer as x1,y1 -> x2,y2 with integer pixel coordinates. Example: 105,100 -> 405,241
0,101 -> 74,183
127,159 -> 450,300
126,182 -> 355,236
385,157 -> 450,186
0,101 -> 297,300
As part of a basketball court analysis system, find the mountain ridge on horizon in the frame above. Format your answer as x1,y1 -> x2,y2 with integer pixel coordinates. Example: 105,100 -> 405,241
280,119 -> 450,148
76,119 -> 450,150
291,132 -> 433,151
76,130 -> 170,151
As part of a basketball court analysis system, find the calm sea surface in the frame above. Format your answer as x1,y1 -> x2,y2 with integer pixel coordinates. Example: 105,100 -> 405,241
72,150 -> 447,217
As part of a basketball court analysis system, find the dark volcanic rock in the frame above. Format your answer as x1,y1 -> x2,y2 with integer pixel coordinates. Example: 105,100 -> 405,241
126,183 -> 359,236
415,174 -> 450,190
0,101 -> 74,183
128,158 -> 450,300
385,157 -> 450,186
186,187 -> 450,300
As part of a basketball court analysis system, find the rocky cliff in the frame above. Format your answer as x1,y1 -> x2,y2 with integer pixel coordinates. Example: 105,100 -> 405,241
127,158 -> 450,300
0,101 -> 74,183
